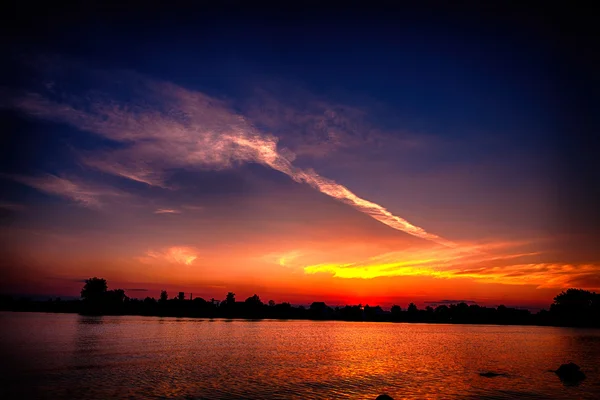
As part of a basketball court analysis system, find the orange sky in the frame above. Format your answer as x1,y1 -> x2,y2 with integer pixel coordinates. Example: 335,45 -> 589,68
1,64 -> 599,310
1,176 -> 597,310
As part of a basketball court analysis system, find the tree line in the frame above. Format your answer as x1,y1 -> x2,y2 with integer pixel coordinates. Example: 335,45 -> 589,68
1,277 -> 598,328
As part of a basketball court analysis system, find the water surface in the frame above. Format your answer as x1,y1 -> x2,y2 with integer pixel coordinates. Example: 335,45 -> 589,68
1,312 -> 599,399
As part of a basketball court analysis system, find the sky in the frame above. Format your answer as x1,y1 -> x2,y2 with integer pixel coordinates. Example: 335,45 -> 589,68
1,3 -> 598,309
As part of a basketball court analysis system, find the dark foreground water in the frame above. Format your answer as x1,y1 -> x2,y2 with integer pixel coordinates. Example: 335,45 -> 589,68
0,312 -> 599,399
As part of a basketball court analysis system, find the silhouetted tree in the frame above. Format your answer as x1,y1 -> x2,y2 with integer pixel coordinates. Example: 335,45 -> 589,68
159,290 -> 168,303
99,289 -> 129,313
364,304 -> 371,319
144,297 -> 156,305
553,288 -> 598,308
79,277 -> 130,315
550,288 -> 600,327
219,292 -> 236,316
243,294 -> 263,317
80,277 -> 107,302
225,292 -> 235,306
245,294 -> 263,307
106,289 -> 127,303
364,304 -> 384,321
406,302 -> 418,321
309,302 -> 332,319
8,278 -> 599,328
434,305 -> 450,322
390,305 -> 402,321
338,305 -> 362,321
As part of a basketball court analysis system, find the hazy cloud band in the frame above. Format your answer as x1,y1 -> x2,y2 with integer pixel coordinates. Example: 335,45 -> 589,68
8,69 -> 453,245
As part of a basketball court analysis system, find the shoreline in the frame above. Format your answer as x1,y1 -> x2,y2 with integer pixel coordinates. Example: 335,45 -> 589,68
2,309 -> 598,329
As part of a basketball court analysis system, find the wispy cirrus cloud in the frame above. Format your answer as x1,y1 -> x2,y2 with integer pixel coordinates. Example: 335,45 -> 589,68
448,263 -> 600,289
242,84 -> 426,160
0,202 -> 25,211
302,240 -> 600,290
261,250 -> 304,267
303,240 -> 531,278
7,65 -> 453,245
138,246 -> 198,266
242,86 -> 373,159
181,204 -> 204,211
4,173 -> 124,208
154,208 -> 181,214
304,261 -> 600,289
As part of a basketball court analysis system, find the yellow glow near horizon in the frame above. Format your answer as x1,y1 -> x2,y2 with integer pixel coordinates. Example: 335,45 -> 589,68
303,258 -> 600,289
304,260 -> 440,279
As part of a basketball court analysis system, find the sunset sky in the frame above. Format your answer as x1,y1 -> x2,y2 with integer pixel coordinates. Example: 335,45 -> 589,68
1,3 -> 598,309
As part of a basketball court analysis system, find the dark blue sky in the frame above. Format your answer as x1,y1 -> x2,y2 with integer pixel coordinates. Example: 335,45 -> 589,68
6,2 -> 596,230
4,2 -> 593,148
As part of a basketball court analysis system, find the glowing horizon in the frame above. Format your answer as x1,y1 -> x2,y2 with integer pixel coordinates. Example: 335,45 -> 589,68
1,61 -> 598,310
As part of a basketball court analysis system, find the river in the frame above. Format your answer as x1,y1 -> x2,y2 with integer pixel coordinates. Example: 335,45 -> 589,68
0,312 -> 598,399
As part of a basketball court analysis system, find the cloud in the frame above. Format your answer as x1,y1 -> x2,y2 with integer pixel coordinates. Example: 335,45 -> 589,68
83,155 -> 166,187
125,288 -> 148,292
566,273 -> 600,289
262,250 -> 304,267
302,240 -> 600,290
303,240 -> 540,278
8,68 -> 452,245
4,173 -> 124,208
241,86 -> 374,158
0,202 -> 25,211
154,208 -> 181,214
448,263 -> 600,289
242,83 -> 427,161
181,204 -> 204,211
140,246 -> 198,266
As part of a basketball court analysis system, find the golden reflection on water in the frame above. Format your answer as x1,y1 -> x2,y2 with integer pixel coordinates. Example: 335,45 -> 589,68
0,312 -> 599,399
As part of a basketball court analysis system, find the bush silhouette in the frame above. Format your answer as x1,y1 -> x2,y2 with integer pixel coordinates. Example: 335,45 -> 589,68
2,280 -> 598,327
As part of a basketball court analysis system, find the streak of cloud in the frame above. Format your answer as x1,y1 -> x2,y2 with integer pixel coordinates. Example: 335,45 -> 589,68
242,85 -> 428,160
181,204 -> 204,211
301,240 -> 600,290
303,241 -> 542,279
154,208 -> 181,214
304,261 -> 600,289
3,173 -> 124,208
140,246 -> 198,266
8,68 -> 453,245
0,202 -> 25,211
262,250 -> 304,267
